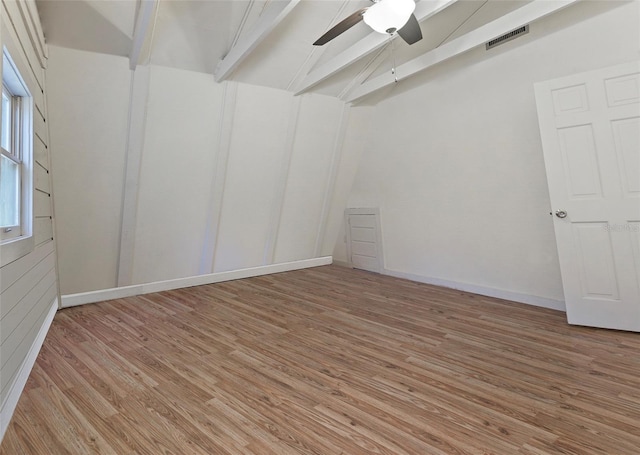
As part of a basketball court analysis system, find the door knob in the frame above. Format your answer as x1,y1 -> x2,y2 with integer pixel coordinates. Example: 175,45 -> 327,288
555,210 -> 567,219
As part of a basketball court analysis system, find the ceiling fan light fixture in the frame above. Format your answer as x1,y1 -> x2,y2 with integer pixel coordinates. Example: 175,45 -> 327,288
363,0 -> 416,35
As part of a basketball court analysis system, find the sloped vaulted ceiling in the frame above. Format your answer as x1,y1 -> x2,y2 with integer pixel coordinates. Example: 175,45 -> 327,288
36,0 -> 583,102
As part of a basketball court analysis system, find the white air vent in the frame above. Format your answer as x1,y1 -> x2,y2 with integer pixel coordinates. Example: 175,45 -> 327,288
486,25 -> 529,50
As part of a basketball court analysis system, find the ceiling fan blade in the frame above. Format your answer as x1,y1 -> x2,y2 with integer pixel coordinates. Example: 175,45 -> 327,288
397,13 -> 422,45
313,8 -> 368,46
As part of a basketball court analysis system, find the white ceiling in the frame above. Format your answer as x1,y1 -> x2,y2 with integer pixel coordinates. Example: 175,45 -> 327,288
36,0 -> 569,101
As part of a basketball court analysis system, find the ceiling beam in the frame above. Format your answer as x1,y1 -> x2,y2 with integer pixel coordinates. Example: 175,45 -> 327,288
285,0 -> 355,91
345,0 -> 580,103
337,45 -> 390,99
215,0 -> 301,83
294,0 -> 459,95
129,0 -> 158,70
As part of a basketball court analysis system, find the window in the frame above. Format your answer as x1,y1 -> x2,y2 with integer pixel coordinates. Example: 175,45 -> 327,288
1,47 -> 33,265
1,83 -> 23,239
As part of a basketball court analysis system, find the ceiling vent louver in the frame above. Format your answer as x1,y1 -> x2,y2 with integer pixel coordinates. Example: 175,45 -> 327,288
486,25 -> 529,50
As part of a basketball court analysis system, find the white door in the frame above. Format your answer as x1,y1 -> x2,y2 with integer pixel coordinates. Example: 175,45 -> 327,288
534,61 -> 640,331
345,208 -> 383,273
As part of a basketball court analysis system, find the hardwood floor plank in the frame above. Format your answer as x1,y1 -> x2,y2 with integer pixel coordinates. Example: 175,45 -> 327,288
2,396 -> 70,455
2,265 -> 639,454
26,385 -> 117,455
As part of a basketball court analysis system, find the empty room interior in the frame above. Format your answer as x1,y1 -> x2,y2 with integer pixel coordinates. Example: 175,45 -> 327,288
1,0 -> 639,453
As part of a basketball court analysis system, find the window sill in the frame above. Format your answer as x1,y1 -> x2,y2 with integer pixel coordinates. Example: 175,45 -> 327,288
1,234 -> 34,267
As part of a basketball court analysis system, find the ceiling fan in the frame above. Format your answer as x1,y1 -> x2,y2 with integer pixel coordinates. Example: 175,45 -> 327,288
313,0 -> 422,46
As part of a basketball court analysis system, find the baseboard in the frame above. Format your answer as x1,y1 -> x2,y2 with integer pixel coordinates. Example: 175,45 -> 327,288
383,268 -> 566,312
0,297 -> 58,443
61,256 -> 334,308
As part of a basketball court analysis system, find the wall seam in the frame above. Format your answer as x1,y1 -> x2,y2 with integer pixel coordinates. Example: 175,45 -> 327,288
263,94 -> 302,265
208,81 -> 238,274
314,103 -> 351,256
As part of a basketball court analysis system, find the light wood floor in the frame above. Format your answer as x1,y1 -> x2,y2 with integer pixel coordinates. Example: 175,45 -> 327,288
2,266 -> 639,454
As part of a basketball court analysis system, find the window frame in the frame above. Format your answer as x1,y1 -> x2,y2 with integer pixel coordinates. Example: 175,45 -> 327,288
1,82 -> 23,240
0,43 -> 34,267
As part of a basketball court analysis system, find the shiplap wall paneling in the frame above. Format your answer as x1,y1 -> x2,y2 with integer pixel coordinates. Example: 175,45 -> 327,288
2,0 -> 44,90
213,84 -> 294,272
1,250 -> 57,398
273,94 -> 345,263
0,0 -> 58,442
18,0 -> 47,67
32,103 -> 52,246
33,104 -> 47,144
131,66 -> 224,284
33,216 -> 53,246
34,164 -> 50,194
33,133 -> 47,167
33,190 -> 51,217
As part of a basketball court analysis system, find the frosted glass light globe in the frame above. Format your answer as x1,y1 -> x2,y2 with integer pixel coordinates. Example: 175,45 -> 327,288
363,0 -> 416,34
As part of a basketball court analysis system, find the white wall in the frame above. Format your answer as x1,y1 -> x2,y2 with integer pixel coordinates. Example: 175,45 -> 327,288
45,50 -> 367,294
339,0 -> 639,307
47,45 -> 131,295
129,68 -> 359,282
213,84 -> 295,272
130,66 -> 224,283
323,105 -> 375,259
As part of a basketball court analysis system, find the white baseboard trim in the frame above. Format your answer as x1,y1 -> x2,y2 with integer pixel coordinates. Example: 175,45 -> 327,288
383,268 -> 566,312
0,297 -> 58,443
61,256 -> 333,308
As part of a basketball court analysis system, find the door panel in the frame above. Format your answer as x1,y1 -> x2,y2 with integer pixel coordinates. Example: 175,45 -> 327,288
558,125 -> 603,198
351,254 -> 380,271
630,222 -> 640,288
349,214 -> 377,228
552,84 -> 589,114
351,240 -> 377,257
612,117 -> 640,194
604,73 -> 639,106
573,223 -> 619,300
535,61 -> 640,331
350,226 -> 376,243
